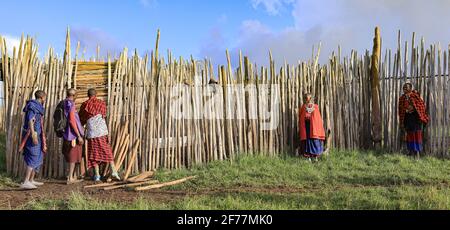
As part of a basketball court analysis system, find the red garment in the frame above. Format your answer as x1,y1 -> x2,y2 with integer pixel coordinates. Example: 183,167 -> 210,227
298,104 -> 326,141
62,140 -> 83,163
406,130 -> 423,144
87,136 -> 114,169
399,91 -> 429,125
68,106 -> 80,137
41,116 -> 47,153
79,97 -> 113,169
79,96 -> 107,125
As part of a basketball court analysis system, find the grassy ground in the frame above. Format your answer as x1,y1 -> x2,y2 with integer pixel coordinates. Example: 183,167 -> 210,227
21,150 -> 450,210
0,132 -> 17,189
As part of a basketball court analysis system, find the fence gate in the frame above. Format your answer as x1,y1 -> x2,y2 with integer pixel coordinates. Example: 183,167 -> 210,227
73,61 -> 114,109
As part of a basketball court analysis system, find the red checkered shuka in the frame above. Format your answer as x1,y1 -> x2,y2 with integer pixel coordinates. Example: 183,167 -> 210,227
79,97 -> 107,125
80,97 -> 113,169
398,90 -> 429,125
87,135 -> 114,169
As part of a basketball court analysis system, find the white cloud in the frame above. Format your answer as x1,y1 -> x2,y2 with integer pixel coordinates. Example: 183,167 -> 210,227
251,0 -> 293,16
71,27 -> 123,58
199,26 -> 228,65
210,0 -> 450,66
232,20 -> 322,66
0,34 -> 21,57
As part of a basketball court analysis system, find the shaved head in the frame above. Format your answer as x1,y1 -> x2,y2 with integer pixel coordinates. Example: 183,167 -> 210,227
35,90 -> 46,100
88,88 -> 97,97
67,88 -> 76,97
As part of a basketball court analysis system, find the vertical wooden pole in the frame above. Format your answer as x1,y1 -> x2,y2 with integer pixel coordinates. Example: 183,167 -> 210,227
371,27 -> 382,148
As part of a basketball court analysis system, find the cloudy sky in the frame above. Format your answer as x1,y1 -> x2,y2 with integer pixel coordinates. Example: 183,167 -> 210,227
1,0 -> 450,66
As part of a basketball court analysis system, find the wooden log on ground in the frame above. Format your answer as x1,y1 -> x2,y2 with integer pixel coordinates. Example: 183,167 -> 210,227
84,182 -> 125,189
127,171 -> 154,182
103,180 -> 159,191
135,176 -> 197,191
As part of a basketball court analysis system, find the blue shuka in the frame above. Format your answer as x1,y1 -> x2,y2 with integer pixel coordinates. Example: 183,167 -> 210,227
304,120 -> 324,155
22,100 -> 45,172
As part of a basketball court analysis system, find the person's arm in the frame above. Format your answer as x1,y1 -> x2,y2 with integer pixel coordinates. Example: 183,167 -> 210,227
298,105 -> 304,132
69,107 -> 80,137
41,116 -> 47,153
398,97 -> 405,129
27,111 -> 38,145
69,107 -> 84,145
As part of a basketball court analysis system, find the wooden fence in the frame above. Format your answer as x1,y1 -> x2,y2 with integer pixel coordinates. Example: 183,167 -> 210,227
0,96 -> 4,132
0,63 -> 4,132
1,30 -> 450,178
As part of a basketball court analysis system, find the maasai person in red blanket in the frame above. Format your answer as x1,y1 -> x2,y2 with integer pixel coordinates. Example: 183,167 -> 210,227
19,90 -> 47,190
398,83 -> 428,159
298,93 -> 326,162
79,88 -> 120,182
62,89 -> 85,184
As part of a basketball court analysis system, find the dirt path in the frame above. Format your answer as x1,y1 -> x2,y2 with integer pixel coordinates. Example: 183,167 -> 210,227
5,179 -> 441,210
0,180 -> 317,209
0,180 -> 189,210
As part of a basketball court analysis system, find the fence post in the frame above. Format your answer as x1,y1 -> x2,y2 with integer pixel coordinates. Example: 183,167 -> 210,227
371,27 -> 382,149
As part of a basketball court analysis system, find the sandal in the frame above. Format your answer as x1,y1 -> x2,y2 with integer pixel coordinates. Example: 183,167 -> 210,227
111,172 -> 121,181
93,175 -> 102,183
66,179 -> 83,185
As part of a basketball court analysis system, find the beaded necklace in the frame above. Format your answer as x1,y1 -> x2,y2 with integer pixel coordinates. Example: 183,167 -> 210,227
306,103 -> 315,114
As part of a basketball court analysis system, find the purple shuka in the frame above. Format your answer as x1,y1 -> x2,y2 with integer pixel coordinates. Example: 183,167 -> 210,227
63,99 -> 84,141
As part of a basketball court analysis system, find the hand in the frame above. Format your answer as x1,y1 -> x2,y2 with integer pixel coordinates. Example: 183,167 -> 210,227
43,145 -> 48,153
32,132 -> 39,146
77,136 -> 84,145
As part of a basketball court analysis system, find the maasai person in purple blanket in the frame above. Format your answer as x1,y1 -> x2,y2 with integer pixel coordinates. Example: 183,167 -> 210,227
62,88 -> 85,184
19,90 -> 47,190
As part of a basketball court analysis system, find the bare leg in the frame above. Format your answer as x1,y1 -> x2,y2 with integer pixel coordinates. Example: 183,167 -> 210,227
21,167 -> 37,189
109,162 -> 118,174
30,170 -> 36,182
24,167 -> 33,182
68,163 -> 76,181
67,163 -> 84,184
109,162 -> 120,180
94,165 -> 100,177
93,165 -> 101,182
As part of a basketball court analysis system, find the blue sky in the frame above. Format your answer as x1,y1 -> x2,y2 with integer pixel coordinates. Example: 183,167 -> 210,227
1,0 -> 450,66
1,0 -> 292,61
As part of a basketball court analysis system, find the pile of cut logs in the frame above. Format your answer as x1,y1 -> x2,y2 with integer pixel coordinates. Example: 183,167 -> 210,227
83,171 -> 196,192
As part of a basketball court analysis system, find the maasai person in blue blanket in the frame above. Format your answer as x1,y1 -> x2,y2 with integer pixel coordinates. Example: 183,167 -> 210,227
19,90 -> 47,190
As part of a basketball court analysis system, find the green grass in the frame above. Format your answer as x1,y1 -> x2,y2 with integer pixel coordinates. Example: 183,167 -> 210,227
0,132 -> 5,172
0,132 -> 16,189
21,150 -> 450,210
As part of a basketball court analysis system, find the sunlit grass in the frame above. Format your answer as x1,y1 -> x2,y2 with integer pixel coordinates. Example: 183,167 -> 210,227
20,150 -> 450,210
